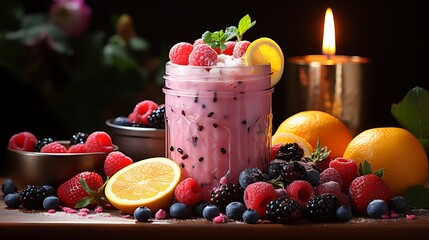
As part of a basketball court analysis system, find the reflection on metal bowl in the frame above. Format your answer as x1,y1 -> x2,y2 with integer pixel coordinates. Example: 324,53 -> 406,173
104,119 -> 165,161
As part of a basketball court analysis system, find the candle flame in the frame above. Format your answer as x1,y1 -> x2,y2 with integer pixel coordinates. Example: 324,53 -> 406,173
322,8 -> 336,56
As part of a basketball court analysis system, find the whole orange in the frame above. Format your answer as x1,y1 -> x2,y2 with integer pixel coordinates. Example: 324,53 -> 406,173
343,127 -> 428,196
276,110 -> 353,159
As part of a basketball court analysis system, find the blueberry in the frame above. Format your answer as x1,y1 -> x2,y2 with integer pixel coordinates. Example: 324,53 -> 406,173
239,167 -> 267,189
169,202 -> 190,219
336,205 -> 353,222
192,202 -> 208,218
305,168 -> 321,186
42,185 -> 56,196
1,178 -> 18,195
367,199 -> 389,218
4,192 -> 21,208
225,201 -> 246,220
42,196 -> 60,210
389,196 -> 408,213
202,204 -> 220,221
134,206 -> 152,222
112,116 -> 132,126
242,209 -> 259,224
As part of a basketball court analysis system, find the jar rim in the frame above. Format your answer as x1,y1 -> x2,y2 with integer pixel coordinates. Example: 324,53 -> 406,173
165,61 -> 272,76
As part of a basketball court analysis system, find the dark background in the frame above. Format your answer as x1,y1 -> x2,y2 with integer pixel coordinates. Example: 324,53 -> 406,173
1,0 -> 428,176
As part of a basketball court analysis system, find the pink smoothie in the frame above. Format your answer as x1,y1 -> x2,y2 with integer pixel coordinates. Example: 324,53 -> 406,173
163,62 -> 273,201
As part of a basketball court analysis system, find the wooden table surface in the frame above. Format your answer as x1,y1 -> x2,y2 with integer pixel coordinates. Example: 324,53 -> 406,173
1,178 -> 429,240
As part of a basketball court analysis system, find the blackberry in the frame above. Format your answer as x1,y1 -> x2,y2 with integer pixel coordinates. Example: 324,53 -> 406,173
148,105 -> 165,129
305,193 -> 340,222
19,185 -> 50,210
266,198 -> 303,223
70,132 -> 88,146
275,143 -> 304,162
34,137 -> 54,152
280,161 -> 307,185
209,182 -> 244,213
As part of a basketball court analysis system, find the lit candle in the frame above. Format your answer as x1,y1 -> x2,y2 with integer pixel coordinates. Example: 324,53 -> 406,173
285,8 -> 370,135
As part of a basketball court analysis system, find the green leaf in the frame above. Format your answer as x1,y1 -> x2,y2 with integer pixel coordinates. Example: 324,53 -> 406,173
75,197 -> 93,209
403,185 -> 429,209
79,178 -> 96,196
391,86 -> 429,155
237,14 -> 256,41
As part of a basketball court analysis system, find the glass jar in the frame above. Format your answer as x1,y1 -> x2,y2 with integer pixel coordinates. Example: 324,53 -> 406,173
163,62 -> 273,201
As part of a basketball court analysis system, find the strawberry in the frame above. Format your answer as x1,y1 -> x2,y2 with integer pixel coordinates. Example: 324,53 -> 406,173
57,171 -> 108,209
220,41 -> 236,55
104,151 -> 133,177
305,139 -> 331,171
348,160 -> 391,215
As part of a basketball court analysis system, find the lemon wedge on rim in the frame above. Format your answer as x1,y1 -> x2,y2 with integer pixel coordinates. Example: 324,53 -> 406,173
244,37 -> 284,87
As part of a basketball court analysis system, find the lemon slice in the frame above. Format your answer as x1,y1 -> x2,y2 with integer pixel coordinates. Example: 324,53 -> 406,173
244,37 -> 285,87
105,157 -> 181,214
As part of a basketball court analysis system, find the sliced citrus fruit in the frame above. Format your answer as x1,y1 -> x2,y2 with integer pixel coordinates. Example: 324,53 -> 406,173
244,37 -> 285,87
272,131 -> 314,157
105,157 -> 181,214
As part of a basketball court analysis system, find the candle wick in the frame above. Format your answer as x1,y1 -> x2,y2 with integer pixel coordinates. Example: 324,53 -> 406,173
326,54 -> 332,61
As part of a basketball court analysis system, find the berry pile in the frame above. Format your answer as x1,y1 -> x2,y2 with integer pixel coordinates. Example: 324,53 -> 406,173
111,100 -> 165,129
163,142 -> 411,224
8,131 -> 114,154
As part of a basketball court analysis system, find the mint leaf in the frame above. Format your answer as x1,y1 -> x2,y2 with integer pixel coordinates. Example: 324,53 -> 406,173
202,27 -> 237,50
391,86 -> 429,155
201,14 -> 256,49
403,185 -> 429,209
237,14 -> 256,41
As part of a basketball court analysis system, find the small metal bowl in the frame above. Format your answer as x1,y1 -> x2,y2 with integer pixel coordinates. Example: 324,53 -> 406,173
104,119 -> 165,161
6,141 -> 118,189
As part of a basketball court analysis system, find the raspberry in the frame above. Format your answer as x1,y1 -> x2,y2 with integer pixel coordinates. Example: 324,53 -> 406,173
328,157 -> 358,190
169,42 -> 194,65
129,100 -> 159,125
243,181 -> 277,218
85,131 -> 114,153
193,38 -> 204,46
285,180 -> 315,208
188,43 -> 218,66
103,151 -> 133,177
68,143 -> 87,153
8,131 -> 37,152
320,167 -> 343,187
40,141 -> 68,153
220,41 -> 236,55
174,177 -> 203,207
314,181 -> 351,206
232,40 -> 250,58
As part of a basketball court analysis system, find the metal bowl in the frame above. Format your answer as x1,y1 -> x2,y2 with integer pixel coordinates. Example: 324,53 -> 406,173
6,141 -> 118,189
104,119 -> 165,161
